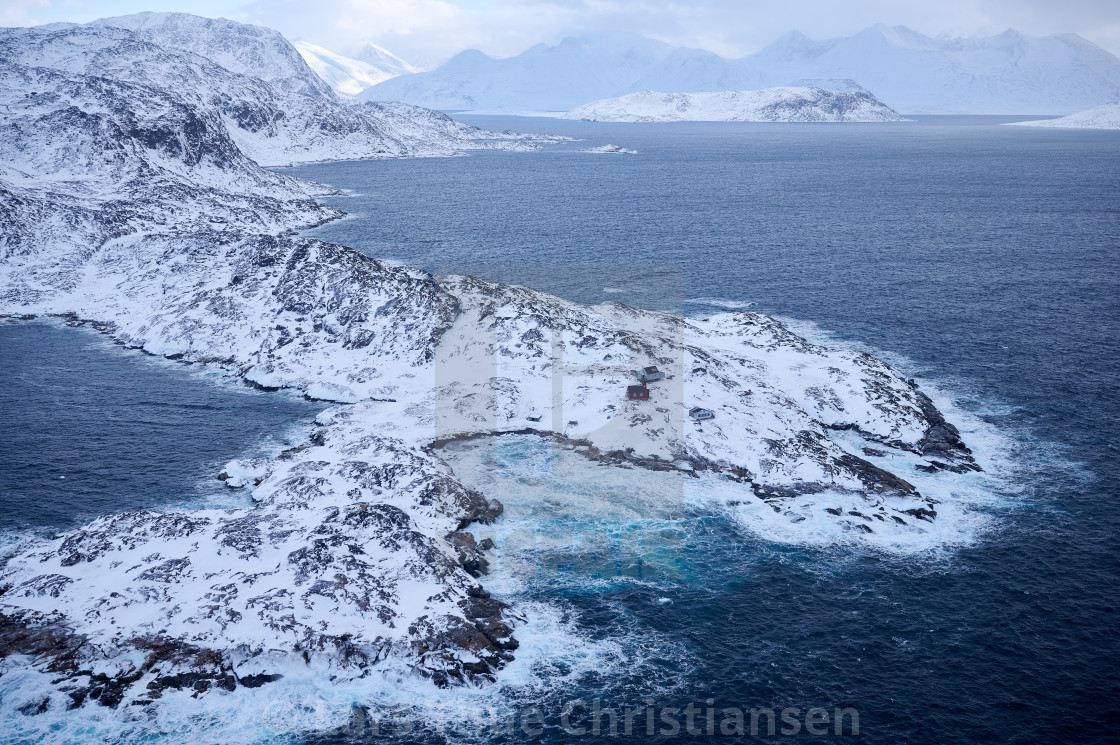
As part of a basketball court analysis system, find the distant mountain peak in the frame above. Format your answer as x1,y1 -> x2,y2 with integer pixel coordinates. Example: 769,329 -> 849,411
356,42 -> 420,74
294,39 -> 417,95
361,25 -> 1120,115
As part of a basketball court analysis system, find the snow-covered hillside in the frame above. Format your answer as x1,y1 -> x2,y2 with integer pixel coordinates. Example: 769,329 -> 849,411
563,87 -> 904,122
89,11 -> 335,98
361,25 -> 1120,115
1,14 -> 554,168
1,12 -> 988,716
1007,101 -> 1120,129
295,40 -> 418,96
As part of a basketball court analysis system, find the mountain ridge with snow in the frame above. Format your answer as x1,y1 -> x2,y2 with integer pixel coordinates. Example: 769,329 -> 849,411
361,25 -> 1120,114
295,39 -> 419,96
0,14 -> 558,168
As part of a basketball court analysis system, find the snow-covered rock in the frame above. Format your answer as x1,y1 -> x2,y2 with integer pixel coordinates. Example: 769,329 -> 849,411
1007,101 -> 1120,129
361,25 -> 1120,115
295,40 -> 419,96
563,87 -> 904,122
580,144 -> 638,153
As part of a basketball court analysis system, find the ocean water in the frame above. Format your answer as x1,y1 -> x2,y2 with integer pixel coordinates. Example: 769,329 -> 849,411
294,117 -> 1120,744
0,321 -> 321,539
0,117 -> 1117,744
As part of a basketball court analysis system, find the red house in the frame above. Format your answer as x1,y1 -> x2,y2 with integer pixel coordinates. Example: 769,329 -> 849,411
626,384 -> 650,400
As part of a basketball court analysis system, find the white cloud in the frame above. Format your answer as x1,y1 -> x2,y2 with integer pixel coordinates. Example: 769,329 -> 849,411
1,0 -> 52,27
241,0 -> 1120,65
8,0 -> 1120,64
237,0 -> 586,67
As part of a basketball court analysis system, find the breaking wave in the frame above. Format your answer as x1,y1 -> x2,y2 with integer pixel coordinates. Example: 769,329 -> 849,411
684,297 -> 756,310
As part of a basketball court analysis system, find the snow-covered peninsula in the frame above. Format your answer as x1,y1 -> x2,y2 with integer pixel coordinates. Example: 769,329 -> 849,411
562,87 -> 904,123
2,12 -> 982,716
1007,101 -> 1120,130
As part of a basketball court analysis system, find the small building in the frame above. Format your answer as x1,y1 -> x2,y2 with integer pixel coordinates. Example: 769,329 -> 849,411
689,406 -> 715,421
637,366 -> 664,383
526,415 -> 541,423
627,384 -> 650,401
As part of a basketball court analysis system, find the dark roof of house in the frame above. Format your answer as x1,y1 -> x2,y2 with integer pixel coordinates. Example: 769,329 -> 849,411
643,366 -> 660,373
627,384 -> 650,394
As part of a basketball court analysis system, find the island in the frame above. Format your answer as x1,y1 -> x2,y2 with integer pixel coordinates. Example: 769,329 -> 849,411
562,87 -> 905,123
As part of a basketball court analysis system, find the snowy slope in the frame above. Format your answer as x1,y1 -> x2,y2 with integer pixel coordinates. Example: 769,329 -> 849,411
360,31 -> 673,112
357,42 -> 421,76
563,87 -> 904,122
1007,101 -> 1120,129
89,11 -> 334,98
295,40 -> 419,96
362,25 -> 1120,115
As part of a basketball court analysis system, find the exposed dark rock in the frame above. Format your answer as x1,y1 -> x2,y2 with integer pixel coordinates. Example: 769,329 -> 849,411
18,697 -> 50,715
903,507 -> 938,522
238,673 -> 283,688
914,391 -> 982,472
837,453 -> 918,496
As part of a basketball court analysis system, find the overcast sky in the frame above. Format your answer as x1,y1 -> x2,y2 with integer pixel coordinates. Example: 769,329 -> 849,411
4,0 -> 1120,67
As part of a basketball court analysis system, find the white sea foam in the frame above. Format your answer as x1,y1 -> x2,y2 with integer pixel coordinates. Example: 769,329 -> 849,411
448,429 -> 1012,562
685,297 -> 756,310
0,598 -> 644,745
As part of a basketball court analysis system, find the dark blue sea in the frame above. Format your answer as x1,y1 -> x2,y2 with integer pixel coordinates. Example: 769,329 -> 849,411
2,116 -> 1118,743
0,322 -> 321,537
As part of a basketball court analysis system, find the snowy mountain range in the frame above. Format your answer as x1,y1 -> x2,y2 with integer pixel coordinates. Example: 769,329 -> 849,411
563,87 -> 904,122
360,25 -> 1120,114
2,11 -> 988,718
295,39 -> 419,96
360,31 -> 675,112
